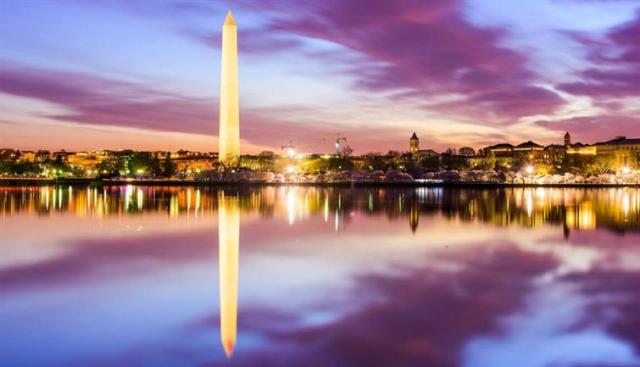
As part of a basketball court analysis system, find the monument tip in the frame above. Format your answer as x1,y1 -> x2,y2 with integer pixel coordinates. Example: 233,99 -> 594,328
224,10 -> 236,26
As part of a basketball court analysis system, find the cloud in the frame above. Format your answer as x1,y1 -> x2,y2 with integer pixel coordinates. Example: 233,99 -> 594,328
559,11 -> 640,97
199,244 -> 558,367
0,62 -> 356,152
188,28 -> 304,56
0,62 -> 216,134
0,229 -> 215,294
253,0 -> 565,121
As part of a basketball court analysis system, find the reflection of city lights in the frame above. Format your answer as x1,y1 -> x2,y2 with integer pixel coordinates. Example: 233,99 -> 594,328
579,202 -> 596,229
125,185 -> 133,209
525,189 -> 533,216
535,187 -> 546,202
323,196 -> 329,223
623,192 -> 630,216
137,189 -> 143,211
287,189 -> 296,225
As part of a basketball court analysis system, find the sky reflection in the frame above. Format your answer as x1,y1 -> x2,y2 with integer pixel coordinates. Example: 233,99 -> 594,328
1,186 -> 640,366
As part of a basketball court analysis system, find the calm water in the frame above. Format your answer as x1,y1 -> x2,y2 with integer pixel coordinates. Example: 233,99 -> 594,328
2,185 -> 640,367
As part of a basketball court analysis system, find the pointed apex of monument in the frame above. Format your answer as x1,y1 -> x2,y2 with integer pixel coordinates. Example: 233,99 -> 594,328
411,132 -> 418,140
224,10 -> 236,26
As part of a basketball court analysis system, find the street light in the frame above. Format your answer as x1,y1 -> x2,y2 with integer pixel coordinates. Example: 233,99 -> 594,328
525,165 -> 534,174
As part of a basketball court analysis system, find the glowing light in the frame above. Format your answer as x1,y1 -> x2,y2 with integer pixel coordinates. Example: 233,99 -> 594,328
525,165 -> 534,174
621,166 -> 632,174
286,165 -> 295,173
286,148 -> 296,157
136,169 -> 144,174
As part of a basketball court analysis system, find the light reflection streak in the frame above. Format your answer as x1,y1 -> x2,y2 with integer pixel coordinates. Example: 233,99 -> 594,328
287,189 -> 296,225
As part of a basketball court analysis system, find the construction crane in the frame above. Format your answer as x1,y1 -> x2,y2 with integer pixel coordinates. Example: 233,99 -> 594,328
281,140 -> 296,157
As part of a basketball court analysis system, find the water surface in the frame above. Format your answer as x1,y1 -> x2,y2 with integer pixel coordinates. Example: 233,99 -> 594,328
2,186 -> 640,367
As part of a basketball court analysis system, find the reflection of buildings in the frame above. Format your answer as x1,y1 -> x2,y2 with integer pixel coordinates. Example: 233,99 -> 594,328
218,191 -> 239,358
409,202 -> 419,233
564,201 -> 597,239
2,186 -> 640,237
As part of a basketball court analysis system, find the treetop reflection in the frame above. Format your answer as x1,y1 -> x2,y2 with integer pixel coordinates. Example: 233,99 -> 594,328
1,186 -> 639,235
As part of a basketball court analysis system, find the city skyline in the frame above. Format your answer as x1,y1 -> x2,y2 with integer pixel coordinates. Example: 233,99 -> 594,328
2,1 -> 640,153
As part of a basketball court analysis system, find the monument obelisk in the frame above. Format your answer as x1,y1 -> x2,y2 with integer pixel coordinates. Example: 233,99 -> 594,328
219,11 -> 239,167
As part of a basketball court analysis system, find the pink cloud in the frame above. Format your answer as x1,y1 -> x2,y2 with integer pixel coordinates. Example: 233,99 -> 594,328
559,11 -> 640,97
0,63 -> 216,134
257,0 -> 564,121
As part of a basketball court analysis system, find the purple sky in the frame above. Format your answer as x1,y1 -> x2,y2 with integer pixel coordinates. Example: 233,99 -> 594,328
1,0 -> 640,153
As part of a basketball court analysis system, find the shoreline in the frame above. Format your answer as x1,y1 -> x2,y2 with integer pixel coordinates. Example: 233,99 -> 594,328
1,177 -> 639,188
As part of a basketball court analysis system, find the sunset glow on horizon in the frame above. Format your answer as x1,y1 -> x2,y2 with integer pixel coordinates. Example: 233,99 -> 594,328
2,0 -> 640,153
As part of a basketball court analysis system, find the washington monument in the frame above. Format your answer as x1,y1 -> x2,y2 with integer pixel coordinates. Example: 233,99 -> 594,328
219,11 -> 239,167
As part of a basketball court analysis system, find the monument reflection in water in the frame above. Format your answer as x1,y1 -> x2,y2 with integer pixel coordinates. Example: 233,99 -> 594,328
217,191 -> 239,358
2,185 -> 640,366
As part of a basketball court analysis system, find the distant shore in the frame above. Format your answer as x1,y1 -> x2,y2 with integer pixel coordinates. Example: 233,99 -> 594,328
1,177 -> 639,188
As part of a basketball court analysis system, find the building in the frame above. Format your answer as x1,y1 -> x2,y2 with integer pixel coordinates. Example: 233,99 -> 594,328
543,144 -> 565,167
409,132 -> 419,154
595,136 -> 640,168
52,150 -> 70,162
67,151 -> 112,170
173,157 -> 216,175
0,149 -> 18,160
17,151 -> 36,162
35,150 -> 51,162
415,149 -> 440,158
566,142 -> 596,156
483,143 -> 514,157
